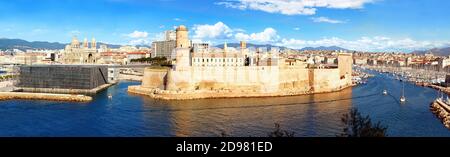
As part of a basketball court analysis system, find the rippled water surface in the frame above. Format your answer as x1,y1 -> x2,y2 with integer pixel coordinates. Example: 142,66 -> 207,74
0,71 -> 449,136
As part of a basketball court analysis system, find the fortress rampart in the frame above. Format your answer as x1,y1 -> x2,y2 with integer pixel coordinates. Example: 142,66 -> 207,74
128,25 -> 353,100
128,54 -> 352,100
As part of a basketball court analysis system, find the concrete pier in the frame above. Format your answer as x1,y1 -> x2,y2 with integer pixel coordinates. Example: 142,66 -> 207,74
19,83 -> 113,95
0,92 -> 92,102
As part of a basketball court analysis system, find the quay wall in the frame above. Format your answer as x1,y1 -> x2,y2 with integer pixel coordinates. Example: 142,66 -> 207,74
131,66 -> 351,100
142,66 -> 350,94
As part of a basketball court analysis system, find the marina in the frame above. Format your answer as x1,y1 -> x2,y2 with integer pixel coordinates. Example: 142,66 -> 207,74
366,66 -> 447,85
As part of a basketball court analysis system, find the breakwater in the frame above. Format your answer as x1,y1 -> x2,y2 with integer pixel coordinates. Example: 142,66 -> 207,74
0,92 -> 92,102
431,100 -> 450,129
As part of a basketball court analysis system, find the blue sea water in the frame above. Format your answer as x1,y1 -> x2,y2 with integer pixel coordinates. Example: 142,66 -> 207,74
0,71 -> 448,137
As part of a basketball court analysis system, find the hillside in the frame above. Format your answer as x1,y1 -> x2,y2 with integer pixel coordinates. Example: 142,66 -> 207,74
214,43 -> 348,51
0,38 -> 123,51
412,47 -> 450,56
300,46 -> 348,51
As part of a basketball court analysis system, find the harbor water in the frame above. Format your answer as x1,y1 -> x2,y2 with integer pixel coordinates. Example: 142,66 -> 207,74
0,70 -> 449,136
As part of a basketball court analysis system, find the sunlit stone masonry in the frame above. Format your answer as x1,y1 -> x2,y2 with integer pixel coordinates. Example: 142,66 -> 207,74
128,25 -> 353,100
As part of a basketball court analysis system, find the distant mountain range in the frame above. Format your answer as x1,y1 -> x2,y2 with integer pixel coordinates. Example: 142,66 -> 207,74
412,47 -> 450,56
299,46 -> 348,51
1,38 -> 350,52
214,43 -> 348,51
0,38 -> 127,51
215,43 -> 290,50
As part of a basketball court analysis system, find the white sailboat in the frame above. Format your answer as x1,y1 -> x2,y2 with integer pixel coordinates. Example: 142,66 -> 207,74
400,80 -> 406,102
383,89 -> 388,95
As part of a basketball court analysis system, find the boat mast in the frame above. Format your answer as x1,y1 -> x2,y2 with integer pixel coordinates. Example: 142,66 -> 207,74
402,80 -> 405,97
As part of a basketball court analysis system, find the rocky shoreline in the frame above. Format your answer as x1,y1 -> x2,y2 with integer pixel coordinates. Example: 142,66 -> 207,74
430,100 -> 450,129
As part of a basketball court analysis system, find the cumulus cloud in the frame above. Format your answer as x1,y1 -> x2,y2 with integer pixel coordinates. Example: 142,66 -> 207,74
189,21 -> 449,52
193,22 -> 234,39
125,30 -> 151,45
192,21 -> 279,44
311,16 -> 345,24
235,28 -> 280,43
129,38 -> 151,45
127,30 -> 148,38
277,36 -> 450,52
216,0 -> 374,15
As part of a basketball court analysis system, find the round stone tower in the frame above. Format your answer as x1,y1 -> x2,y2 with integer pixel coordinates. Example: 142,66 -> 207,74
176,25 -> 189,48
174,25 -> 191,69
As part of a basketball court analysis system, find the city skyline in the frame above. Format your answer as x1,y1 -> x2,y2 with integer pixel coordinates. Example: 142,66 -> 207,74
1,0 -> 450,52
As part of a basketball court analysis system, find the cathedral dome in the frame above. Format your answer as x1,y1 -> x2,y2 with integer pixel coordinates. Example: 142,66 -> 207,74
71,37 -> 80,45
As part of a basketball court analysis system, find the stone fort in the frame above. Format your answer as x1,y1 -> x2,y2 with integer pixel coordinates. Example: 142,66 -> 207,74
128,25 -> 353,100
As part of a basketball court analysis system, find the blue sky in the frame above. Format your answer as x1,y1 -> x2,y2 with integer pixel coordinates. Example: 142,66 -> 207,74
0,0 -> 450,52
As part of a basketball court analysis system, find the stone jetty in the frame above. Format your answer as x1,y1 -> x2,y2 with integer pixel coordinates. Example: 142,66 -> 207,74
0,92 -> 92,102
431,99 -> 450,129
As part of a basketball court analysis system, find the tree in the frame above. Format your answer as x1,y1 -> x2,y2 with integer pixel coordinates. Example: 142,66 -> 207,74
338,108 -> 388,137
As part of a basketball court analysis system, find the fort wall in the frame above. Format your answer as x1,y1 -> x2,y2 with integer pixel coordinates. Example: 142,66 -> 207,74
131,61 -> 352,100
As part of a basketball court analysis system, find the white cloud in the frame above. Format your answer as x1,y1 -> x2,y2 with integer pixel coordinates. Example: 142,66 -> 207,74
193,22 -> 234,39
235,28 -> 280,43
216,0 -> 374,15
31,28 -> 47,35
185,21 -> 450,52
69,30 -> 81,36
159,25 -> 165,29
277,36 -> 450,52
129,38 -> 150,45
311,16 -> 345,24
173,18 -> 186,22
127,30 -> 148,38
124,30 -> 153,45
293,27 -> 300,31
151,32 -> 165,41
191,21 -> 280,44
